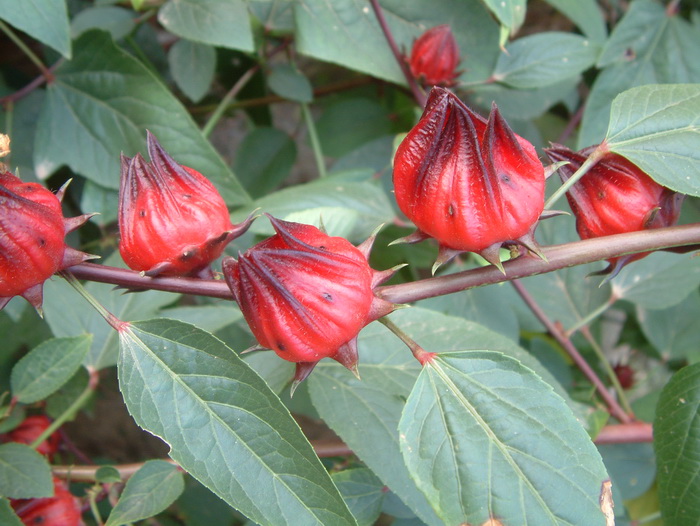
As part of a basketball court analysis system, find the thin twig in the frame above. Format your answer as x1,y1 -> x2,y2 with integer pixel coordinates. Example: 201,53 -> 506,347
510,280 -> 632,423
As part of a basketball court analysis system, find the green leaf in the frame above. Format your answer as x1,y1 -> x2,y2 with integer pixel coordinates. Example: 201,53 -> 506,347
233,127 -> 297,198
105,460 -> 184,526
0,0 -> 71,58
80,180 -> 119,227
638,291 -> 700,362
168,40 -> 216,103
579,1 -> 700,148
267,64 -> 313,103
71,6 -> 135,40
0,499 -> 23,526
95,466 -> 122,484
655,362 -> 700,525
46,368 -> 90,421
493,32 -> 600,89
34,30 -> 249,206
542,0 -> 607,43
332,469 -> 386,526
43,254 -> 177,369
611,252 -> 700,310
117,318 -> 355,526
605,84 -> 700,196
0,443 -> 53,499
598,443 -> 656,501
308,308 -> 582,526
160,304 -> 242,334
480,0 -> 525,34
294,0 -> 499,85
158,0 -> 253,51
232,179 -> 395,243
10,335 -> 92,403
399,351 -> 609,525
0,90 -> 45,182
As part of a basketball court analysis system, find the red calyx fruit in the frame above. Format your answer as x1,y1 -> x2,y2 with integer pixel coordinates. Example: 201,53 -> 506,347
0,171 -> 94,314
409,25 -> 460,87
118,131 -> 255,278
6,415 -> 61,458
11,477 -> 82,526
393,87 -> 546,272
613,364 -> 635,390
223,215 -> 397,390
545,145 -> 684,278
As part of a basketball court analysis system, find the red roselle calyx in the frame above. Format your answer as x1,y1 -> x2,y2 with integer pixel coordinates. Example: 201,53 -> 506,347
5,415 -> 62,458
11,477 -> 82,526
0,171 -> 94,314
545,145 -> 684,278
118,131 -> 255,278
409,25 -> 460,87
393,87 -> 546,272
222,215 -> 398,390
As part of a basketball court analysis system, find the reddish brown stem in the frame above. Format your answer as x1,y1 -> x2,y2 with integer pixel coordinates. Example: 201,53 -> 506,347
510,280 -> 632,424
368,0 -> 427,107
594,422 -> 653,444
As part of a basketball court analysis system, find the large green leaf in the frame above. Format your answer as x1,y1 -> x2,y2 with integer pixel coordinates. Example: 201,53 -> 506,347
232,178 -> 395,243
332,469 -> 386,526
0,499 -> 23,526
542,0 -> 607,43
34,30 -> 249,205
399,351 -> 609,525
579,0 -> 700,148
610,252 -> 700,310
294,0 -> 499,85
480,0 -> 525,34
168,40 -> 217,103
605,84 -> 700,196
0,0 -> 71,58
0,444 -> 53,499
655,362 -> 700,525
493,32 -> 600,89
638,291 -> 700,362
117,318 -> 355,526
158,0 -> 254,51
105,460 -> 184,526
308,308 -> 583,526
10,334 -> 92,403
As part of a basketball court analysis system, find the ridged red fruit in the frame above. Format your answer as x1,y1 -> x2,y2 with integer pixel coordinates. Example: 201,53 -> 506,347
11,477 -> 82,526
545,146 -> 683,277
0,171 -> 93,313
223,215 -> 396,388
393,87 -> 546,271
409,25 -> 460,87
118,132 -> 254,277
6,415 -> 61,458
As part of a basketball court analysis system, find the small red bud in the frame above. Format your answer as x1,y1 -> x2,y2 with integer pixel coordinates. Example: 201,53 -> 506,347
393,87 -> 546,271
545,146 -> 684,277
409,25 -> 460,87
118,132 -> 254,277
11,477 -> 82,526
613,364 -> 635,390
6,415 -> 61,458
223,216 -> 396,387
0,171 -> 93,313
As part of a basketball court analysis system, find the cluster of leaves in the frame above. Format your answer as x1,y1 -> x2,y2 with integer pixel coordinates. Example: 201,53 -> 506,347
1,0 -> 699,525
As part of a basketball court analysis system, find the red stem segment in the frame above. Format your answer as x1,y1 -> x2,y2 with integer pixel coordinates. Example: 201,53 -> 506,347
368,0 -> 427,107
510,280 -> 632,424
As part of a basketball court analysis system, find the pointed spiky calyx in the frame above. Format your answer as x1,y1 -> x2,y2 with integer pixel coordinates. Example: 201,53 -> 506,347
118,131 -> 255,277
223,215 -> 399,390
545,145 -> 684,278
392,88 -> 546,273
0,172 -> 95,314
409,25 -> 461,87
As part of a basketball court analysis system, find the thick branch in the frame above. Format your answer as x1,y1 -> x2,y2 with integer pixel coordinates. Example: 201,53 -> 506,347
67,223 -> 700,305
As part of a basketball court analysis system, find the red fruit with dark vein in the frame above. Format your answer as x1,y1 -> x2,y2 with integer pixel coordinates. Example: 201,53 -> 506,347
393,87 -> 546,272
118,131 -> 255,277
0,171 -> 94,313
6,415 -> 61,458
545,145 -> 684,278
10,477 -> 82,526
409,25 -> 460,86
223,215 -> 398,389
